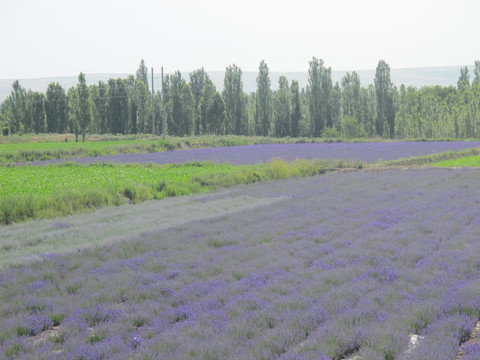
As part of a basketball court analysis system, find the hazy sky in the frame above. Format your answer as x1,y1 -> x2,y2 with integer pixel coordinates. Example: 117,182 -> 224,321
1,0 -> 479,79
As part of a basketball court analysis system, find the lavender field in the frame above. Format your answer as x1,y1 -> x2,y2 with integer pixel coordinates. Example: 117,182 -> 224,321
2,168 -> 480,359
26,141 -> 480,166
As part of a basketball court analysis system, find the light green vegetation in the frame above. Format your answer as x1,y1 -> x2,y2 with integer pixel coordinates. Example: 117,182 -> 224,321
0,162 -> 236,197
0,138 -> 171,162
378,147 -> 480,167
432,155 -> 480,167
0,158 -> 358,225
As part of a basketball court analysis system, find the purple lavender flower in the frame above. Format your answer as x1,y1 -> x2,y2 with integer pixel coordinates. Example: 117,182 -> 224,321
25,313 -> 54,336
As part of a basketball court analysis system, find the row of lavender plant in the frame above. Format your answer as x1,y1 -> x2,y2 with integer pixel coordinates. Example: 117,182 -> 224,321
1,168 -> 480,359
26,141 -> 480,166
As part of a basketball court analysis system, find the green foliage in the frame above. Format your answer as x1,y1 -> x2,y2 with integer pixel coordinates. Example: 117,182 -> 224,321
4,342 -> 24,359
165,71 -> 195,136
290,80 -> 301,138
379,147 -> 480,167
0,158 -> 358,225
222,64 -> 248,135
341,116 -> 367,138
45,82 -> 69,133
433,154 -> 480,167
255,60 -> 272,136
322,127 -> 341,139
48,313 -> 66,326
4,58 -> 480,140
374,60 -> 395,138
273,76 -> 291,137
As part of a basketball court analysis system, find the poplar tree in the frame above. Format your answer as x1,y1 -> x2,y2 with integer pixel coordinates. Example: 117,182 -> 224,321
290,80 -> 301,138
190,68 -> 209,135
374,60 -> 395,138
45,82 -> 68,133
307,57 -> 324,137
273,76 -> 291,137
107,78 -> 129,134
91,81 -> 109,134
135,59 -> 149,88
165,71 -> 194,136
341,71 -> 361,120
474,60 -> 480,86
255,60 -> 272,136
210,92 -> 226,135
222,64 -> 247,135
75,73 -> 93,142
307,57 -> 331,137
29,91 -> 46,134
9,80 -> 27,133
199,78 -> 216,134
457,66 -> 470,93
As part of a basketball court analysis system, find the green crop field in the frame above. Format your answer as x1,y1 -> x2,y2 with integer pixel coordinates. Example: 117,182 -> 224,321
0,159 -> 347,225
433,155 -> 480,167
0,139 -> 176,162
0,162 -> 236,197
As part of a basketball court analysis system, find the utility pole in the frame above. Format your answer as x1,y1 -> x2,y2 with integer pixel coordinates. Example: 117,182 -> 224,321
151,67 -> 155,137
162,67 -> 166,139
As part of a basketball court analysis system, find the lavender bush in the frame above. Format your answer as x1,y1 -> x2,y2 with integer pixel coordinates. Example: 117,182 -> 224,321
1,168 -> 480,359
26,141 -> 480,166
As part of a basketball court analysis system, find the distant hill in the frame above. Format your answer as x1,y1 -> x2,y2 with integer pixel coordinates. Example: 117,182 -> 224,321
0,66 -> 474,102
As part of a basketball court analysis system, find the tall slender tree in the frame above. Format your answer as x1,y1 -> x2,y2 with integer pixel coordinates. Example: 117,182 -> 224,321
189,68 -> 209,135
222,64 -> 247,135
135,59 -> 149,88
341,71 -> 361,120
75,73 -> 93,142
290,80 -> 301,138
28,91 -> 46,134
307,57 -> 332,137
474,60 -> 480,87
457,66 -> 470,93
374,60 -> 395,138
199,78 -> 216,134
107,78 -> 129,134
165,71 -> 195,136
9,80 -> 28,133
45,82 -> 68,133
91,81 -> 109,134
273,76 -> 291,137
255,60 -> 272,136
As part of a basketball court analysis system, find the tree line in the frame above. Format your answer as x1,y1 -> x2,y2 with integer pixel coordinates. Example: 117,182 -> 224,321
1,58 -> 480,141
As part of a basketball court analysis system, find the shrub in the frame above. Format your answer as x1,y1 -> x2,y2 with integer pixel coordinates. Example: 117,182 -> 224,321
321,127 -> 340,139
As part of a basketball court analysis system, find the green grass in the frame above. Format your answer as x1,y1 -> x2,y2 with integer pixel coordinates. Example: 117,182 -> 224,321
432,154 -> 480,167
0,138 -> 178,162
377,147 -> 480,167
0,162 -> 236,197
0,158 -> 360,225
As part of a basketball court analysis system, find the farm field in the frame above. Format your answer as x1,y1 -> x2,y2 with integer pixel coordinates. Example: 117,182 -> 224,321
0,135 -> 312,163
0,158 -> 347,225
24,140 -> 480,166
434,155 -> 480,167
2,168 -> 480,359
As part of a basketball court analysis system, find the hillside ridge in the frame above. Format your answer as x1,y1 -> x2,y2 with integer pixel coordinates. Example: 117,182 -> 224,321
0,65 -> 474,101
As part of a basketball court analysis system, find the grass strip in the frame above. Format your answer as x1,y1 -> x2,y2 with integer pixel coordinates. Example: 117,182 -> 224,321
0,158 -> 361,225
432,154 -> 480,167
375,147 -> 480,167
